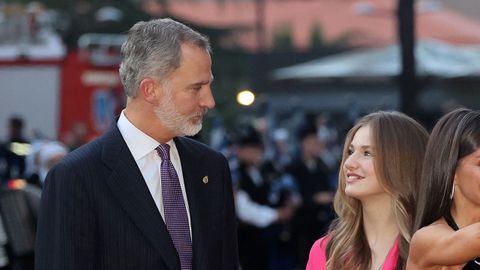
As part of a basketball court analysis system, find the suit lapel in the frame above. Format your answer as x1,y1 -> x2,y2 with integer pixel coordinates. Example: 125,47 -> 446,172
175,138 -> 210,269
102,126 -> 180,270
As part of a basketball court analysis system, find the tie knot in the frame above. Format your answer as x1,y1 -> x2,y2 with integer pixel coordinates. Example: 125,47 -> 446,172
155,143 -> 170,160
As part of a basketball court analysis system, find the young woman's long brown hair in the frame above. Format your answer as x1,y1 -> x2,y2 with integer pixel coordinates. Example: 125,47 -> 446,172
325,111 -> 428,270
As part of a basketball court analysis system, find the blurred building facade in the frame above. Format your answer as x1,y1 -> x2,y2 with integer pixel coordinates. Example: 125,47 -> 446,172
2,0 -> 480,140
143,0 -> 480,124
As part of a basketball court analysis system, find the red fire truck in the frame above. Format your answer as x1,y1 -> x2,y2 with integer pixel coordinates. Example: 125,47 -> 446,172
0,32 -> 125,143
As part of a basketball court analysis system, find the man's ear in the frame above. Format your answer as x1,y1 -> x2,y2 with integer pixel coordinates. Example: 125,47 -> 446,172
139,78 -> 159,105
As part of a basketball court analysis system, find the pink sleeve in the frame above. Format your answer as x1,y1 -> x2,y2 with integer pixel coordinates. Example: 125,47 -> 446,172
306,236 -> 329,270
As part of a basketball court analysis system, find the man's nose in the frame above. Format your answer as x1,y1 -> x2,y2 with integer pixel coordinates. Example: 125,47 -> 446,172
200,86 -> 215,109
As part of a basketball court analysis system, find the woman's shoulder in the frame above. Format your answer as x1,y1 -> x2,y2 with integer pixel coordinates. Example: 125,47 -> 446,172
306,235 -> 331,270
315,235 -> 330,248
408,218 -> 454,266
412,218 -> 452,246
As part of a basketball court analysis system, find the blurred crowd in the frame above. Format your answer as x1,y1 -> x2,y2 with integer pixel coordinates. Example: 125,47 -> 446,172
0,111 -> 346,270
0,116 -> 82,270
211,111 -> 349,270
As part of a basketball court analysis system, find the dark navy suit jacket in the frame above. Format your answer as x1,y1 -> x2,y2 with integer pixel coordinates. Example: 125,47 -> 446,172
35,124 -> 239,270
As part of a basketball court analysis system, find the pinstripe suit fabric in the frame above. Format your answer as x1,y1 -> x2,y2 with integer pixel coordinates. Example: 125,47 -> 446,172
35,125 -> 239,270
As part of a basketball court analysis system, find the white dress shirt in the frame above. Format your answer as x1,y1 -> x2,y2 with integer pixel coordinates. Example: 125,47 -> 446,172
117,111 -> 192,236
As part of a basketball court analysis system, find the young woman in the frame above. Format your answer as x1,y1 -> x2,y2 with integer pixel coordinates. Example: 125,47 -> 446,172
407,108 -> 480,270
306,111 -> 428,270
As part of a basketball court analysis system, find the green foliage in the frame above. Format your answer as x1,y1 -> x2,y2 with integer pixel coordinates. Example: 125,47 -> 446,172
309,23 -> 325,49
329,31 -> 361,47
272,24 -> 293,51
196,48 -> 251,142
210,49 -> 250,129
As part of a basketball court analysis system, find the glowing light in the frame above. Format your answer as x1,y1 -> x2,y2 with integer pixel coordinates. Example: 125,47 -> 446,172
236,90 -> 255,106
10,142 -> 31,156
7,179 -> 26,190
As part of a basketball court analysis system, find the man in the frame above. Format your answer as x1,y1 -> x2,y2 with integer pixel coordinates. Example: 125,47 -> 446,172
0,116 -> 30,183
287,124 -> 334,268
233,126 -> 297,270
35,18 -> 239,270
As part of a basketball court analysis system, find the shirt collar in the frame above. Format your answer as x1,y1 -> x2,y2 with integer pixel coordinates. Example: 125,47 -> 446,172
117,110 -> 173,161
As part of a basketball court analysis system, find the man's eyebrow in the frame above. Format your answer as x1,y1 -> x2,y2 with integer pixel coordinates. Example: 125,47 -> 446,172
190,82 -> 207,87
190,75 -> 214,86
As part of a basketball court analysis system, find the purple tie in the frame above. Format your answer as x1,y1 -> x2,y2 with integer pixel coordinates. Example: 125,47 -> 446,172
156,144 -> 192,270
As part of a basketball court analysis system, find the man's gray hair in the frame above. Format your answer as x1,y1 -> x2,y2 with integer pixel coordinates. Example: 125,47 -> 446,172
119,18 -> 211,97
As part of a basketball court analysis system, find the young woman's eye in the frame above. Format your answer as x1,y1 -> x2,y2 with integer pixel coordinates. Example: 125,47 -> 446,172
364,151 -> 372,157
347,149 -> 354,155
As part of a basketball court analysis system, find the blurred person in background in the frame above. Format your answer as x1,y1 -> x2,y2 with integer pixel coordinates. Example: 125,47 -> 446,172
316,114 -> 341,181
407,108 -> 480,270
36,141 -> 68,186
0,118 -> 43,270
0,177 -> 40,270
266,128 -> 293,172
307,111 -> 428,270
287,124 -> 335,269
23,131 -> 47,187
0,116 -> 31,183
63,121 -> 88,151
0,124 -> 65,270
234,125 -> 298,270
25,139 -> 69,187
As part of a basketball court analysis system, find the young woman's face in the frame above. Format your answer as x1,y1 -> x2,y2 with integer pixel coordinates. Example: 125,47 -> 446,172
343,125 -> 385,200
454,148 -> 480,206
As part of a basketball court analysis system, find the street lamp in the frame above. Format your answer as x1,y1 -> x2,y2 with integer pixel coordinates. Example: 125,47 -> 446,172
236,90 -> 255,106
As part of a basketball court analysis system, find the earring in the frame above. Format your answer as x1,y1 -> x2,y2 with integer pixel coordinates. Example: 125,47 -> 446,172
450,184 -> 455,200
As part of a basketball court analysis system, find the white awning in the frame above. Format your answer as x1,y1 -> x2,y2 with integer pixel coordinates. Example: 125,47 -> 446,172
272,39 -> 480,81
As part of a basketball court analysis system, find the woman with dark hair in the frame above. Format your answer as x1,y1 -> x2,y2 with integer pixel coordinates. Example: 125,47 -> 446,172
407,108 -> 480,270
307,111 -> 428,270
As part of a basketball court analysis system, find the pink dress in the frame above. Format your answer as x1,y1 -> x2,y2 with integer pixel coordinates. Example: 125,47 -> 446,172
306,236 -> 399,270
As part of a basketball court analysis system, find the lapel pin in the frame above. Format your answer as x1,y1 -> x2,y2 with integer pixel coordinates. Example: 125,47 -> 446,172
202,176 -> 209,184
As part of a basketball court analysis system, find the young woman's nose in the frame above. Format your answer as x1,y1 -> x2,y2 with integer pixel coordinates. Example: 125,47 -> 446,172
344,153 -> 359,170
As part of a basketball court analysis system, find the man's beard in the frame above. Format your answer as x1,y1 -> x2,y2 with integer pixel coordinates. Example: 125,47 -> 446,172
153,87 -> 206,137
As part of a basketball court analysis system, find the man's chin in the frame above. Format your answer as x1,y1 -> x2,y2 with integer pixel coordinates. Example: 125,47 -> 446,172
179,123 -> 202,137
